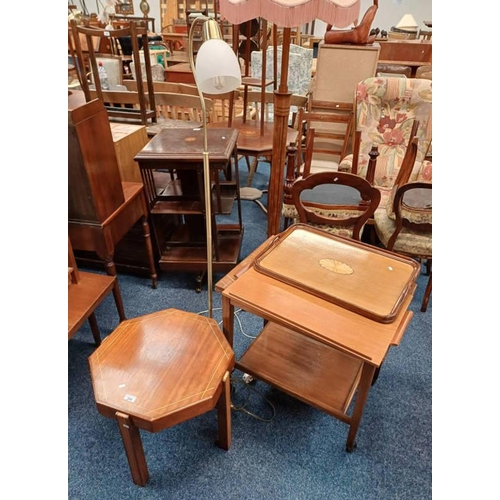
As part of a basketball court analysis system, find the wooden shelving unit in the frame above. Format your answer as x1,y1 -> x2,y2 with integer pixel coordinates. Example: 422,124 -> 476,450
135,127 -> 243,290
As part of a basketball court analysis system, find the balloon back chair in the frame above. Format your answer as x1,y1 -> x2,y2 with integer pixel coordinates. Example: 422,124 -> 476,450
290,171 -> 381,241
373,137 -> 432,312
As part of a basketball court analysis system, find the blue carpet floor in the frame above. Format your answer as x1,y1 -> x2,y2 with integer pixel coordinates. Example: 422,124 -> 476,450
68,160 -> 432,499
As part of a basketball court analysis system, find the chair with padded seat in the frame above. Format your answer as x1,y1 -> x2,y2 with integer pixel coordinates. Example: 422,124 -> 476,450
374,180 -> 432,312
372,137 -> 432,312
339,77 -> 432,212
290,170 -> 381,241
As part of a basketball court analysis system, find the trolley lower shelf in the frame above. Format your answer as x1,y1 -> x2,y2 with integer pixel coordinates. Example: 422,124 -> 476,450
237,321 -> 363,419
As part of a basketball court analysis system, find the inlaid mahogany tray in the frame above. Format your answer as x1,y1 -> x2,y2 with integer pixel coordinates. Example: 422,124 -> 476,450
253,224 -> 419,323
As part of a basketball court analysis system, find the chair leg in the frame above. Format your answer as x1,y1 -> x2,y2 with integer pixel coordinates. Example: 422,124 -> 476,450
421,272 -> 432,312
425,258 -> 432,276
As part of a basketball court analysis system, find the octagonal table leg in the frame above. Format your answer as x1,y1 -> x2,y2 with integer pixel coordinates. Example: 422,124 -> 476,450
115,411 -> 149,486
216,371 -> 231,450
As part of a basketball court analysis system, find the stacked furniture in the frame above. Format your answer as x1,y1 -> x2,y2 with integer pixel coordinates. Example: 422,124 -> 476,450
68,98 -> 158,286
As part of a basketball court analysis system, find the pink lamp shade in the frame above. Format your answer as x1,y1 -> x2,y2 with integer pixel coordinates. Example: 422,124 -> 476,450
218,0 -> 361,28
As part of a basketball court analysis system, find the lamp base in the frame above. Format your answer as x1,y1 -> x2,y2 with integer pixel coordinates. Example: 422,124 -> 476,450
240,187 -> 267,214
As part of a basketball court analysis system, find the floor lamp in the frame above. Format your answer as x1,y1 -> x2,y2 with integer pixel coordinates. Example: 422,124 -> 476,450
218,0 -> 362,237
188,16 -> 242,318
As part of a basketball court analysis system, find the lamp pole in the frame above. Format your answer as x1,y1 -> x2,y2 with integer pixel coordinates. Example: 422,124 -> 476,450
188,16 -> 241,318
188,15 -> 214,317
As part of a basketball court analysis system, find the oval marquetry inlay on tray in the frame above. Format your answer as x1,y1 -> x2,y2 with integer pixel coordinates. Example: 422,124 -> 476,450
319,259 -> 354,275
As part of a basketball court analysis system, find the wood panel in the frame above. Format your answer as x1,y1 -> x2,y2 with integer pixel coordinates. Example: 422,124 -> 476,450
110,123 -> 149,183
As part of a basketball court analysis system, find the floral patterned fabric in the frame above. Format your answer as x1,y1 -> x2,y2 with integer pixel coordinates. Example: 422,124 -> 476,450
339,77 -> 432,193
374,209 -> 432,256
384,177 -> 432,223
282,206 -> 369,239
251,44 -> 313,96
375,181 -> 432,257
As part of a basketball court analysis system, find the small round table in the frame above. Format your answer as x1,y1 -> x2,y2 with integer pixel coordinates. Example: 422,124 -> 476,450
89,308 -> 235,486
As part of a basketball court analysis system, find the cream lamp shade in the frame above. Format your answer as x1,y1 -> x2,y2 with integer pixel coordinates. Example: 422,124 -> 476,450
195,39 -> 242,94
396,14 -> 419,30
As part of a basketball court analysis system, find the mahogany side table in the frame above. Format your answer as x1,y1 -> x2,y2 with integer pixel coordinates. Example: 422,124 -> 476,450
89,308 -> 235,486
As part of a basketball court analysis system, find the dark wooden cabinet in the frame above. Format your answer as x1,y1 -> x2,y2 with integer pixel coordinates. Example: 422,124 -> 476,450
68,98 -> 158,287
68,100 -> 125,223
134,127 -> 243,291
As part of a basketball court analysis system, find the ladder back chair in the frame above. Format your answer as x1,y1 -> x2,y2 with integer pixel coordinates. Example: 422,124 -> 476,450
282,106 -> 354,227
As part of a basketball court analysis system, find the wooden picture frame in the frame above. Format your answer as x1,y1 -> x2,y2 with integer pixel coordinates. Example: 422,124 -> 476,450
115,1 -> 134,15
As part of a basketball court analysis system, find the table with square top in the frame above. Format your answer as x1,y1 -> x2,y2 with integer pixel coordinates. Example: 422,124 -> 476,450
216,224 -> 419,451
134,127 -> 243,290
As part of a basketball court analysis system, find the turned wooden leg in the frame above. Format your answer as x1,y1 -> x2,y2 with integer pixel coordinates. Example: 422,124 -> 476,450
88,312 -> 101,346
216,371 -> 232,450
140,212 -> 158,289
104,254 -> 117,277
346,363 -> 376,452
115,411 -> 149,487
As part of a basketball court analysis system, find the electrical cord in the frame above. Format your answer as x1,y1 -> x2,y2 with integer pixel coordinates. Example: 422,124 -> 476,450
230,377 -> 276,423
197,307 -> 258,339
197,308 -> 274,421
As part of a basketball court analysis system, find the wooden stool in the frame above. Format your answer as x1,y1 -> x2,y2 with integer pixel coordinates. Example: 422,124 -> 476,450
89,308 -> 235,486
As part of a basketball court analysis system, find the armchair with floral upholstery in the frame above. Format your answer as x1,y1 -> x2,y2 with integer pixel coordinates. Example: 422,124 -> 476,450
339,77 -> 432,210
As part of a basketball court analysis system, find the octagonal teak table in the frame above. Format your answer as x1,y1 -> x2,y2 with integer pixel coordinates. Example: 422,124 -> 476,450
89,308 -> 235,486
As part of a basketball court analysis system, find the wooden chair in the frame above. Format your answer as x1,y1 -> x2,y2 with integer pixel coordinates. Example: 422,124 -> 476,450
289,171 -> 381,241
236,91 -> 308,187
70,19 -> 157,126
146,91 -> 216,134
161,23 -> 188,52
295,106 -> 354,176
372,137 -> 432,312
374,181 -> 432,312
87,88 -> 214,136
282,106 -> 354,227
68,238 -> 126,346
122,80 -> 240,126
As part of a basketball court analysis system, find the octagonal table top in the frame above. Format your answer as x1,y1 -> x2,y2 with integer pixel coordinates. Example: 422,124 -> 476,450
89,308 -> 235,432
